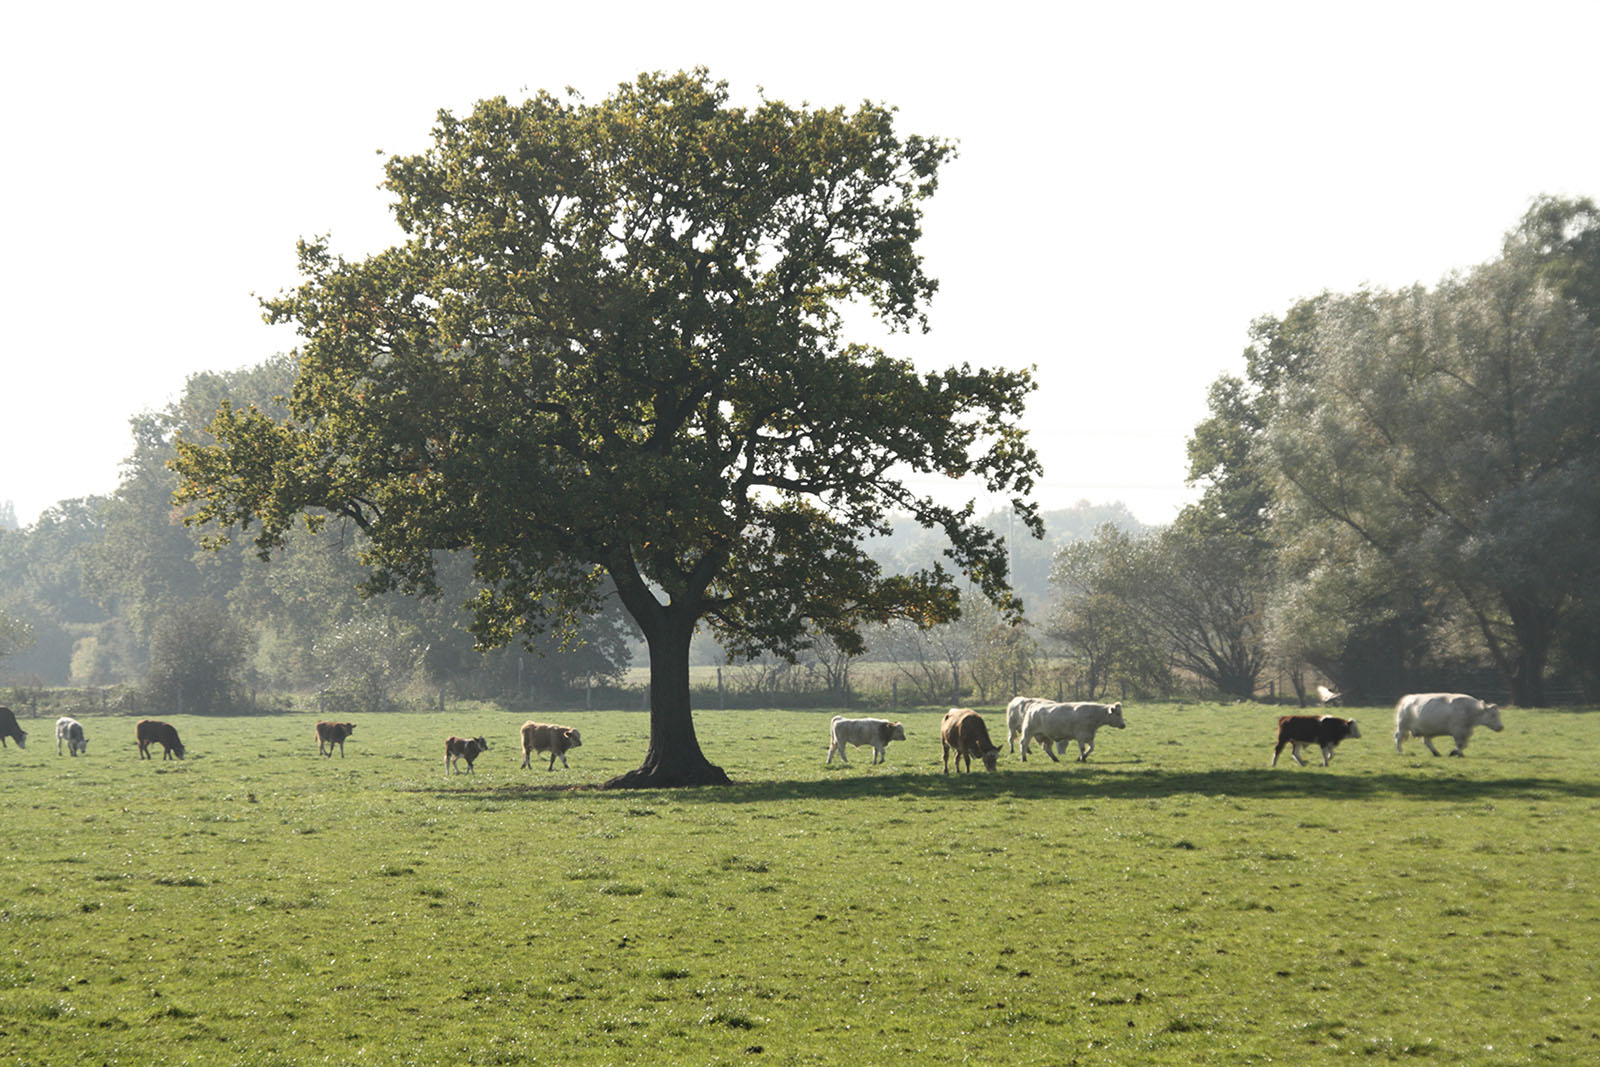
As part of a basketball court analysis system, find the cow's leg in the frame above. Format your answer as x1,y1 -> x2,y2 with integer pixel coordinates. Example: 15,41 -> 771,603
1421,736 -> 1443,757
1078,739 -> 1093,762
1449,733 -> 1468,757
1394,730 -> 1406,755
1271,742 -> 1283,766
1288,743 -> 1306,767
1320,744 -> 1334,767
548,751 -> 558,771
1044,739 -> 1060,763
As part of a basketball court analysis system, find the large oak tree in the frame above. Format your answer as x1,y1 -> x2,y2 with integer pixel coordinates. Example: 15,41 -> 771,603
174,70 -> 1040,786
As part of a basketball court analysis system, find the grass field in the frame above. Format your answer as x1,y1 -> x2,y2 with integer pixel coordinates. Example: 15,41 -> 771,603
1,702 -> 1596,1065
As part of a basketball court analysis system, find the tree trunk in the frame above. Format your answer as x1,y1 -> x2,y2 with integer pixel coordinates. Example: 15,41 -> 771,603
604,606 -> 730,789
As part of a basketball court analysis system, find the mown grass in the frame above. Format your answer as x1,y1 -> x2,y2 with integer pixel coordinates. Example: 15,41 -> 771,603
1,702 -> 1597,1065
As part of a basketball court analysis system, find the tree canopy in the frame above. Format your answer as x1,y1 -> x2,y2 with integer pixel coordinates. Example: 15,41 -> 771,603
175,70 -> 1041,785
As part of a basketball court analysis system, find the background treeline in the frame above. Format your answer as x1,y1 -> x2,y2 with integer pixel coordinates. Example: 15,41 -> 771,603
2,197 -> 1597,711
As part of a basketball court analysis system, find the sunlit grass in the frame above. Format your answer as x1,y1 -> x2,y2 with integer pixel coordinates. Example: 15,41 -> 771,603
1,702 -> 1596,1064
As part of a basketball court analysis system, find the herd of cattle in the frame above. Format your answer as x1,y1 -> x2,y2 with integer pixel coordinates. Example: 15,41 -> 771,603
0,692 -> 1505,772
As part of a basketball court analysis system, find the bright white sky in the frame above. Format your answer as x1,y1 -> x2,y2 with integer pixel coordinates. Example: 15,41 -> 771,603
3,1 -> 1596,530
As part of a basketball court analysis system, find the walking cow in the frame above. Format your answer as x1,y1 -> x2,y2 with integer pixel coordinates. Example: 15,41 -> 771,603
315,721 -> 356,758
1271,715 -> 1360,767
1394,694 -> 1503,757
825,716 -> 906,765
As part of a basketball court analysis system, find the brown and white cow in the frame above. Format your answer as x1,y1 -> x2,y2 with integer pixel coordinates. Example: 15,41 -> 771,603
136,719 -> 185,760
1272,715 -> 1361,767
521,722 -> 582,770
0,706 -> 26,750
445,735 -> 489,774
315,720 -> 356,758
941,708 -> 1000,774
826,716 -> 906,765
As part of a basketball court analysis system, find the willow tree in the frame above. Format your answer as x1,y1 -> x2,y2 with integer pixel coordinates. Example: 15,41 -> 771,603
174,70 -> 1040,786
1264,198 -> 1600,705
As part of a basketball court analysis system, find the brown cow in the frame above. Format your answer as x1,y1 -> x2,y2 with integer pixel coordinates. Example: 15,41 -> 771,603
445,735 -> 488,774
0,706 -> 26,750
136,719 -> 185,760
315,720 -> 356,758
520,722 -> 582,770
1272,715 -> 1361,767
941,707 -> 1000,774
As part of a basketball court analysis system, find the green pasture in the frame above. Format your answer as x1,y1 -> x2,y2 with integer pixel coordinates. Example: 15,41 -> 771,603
1,703 -> 1596,1065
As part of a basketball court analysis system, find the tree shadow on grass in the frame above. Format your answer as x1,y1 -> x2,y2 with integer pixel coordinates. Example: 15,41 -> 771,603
408,766 -> 1600,805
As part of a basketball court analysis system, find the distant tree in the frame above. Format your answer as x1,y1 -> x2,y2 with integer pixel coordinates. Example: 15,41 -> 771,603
175,71 -> 1039,786
144,598 -> 254,714
0,605 -> 33,673
1136,512 -> 1270,700
1046,525 -> 1169,699
313,615 -> 420,715
954,589 -> 1039,703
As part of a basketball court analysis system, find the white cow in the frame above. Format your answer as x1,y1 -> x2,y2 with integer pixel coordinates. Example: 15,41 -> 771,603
1394,693 -> 1504,757
826,716 -> 906,765
1020,701 -> 1126,762
1316,685 -> 1342,706
1005,696 -> 1052,753
56,716 -> 88,756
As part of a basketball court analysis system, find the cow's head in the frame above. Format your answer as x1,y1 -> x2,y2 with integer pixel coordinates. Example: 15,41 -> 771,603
473,736 -> 489,752
13,730 -> 25,749
888,722 -> 906,742
1478,703 -> 1504,731
1106,702 -> 1126,729
565,729 -> 582,748
1344,719 -> 1361,739
980,746 -> 1000,772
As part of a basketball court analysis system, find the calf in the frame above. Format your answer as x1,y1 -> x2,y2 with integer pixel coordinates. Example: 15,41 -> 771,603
521,722 -> 582,770
1395,693 -> 1503,757
941,707 -> 1000,774
136,719 -> 185,760
1272,715 -> 1361,767
1020,700 -> 1126,763
0,706 -> 26,749
56,716 -> 88,756
826,716 -> 906,765
1316,685 -> 1342,706
315,720 -> 356,758
445,735 -> 489,774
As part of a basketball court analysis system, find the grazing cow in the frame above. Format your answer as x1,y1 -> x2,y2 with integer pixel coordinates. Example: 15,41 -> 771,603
56,716 -> 88,757
826,716 -> 906,765
135,719 -> 185,760
1316,685 -> 1342,706
1020,701 -> 1126,762
315,720 -> 356,758
520,722 -> 582,770
1004,696 -> 1051,753
0,706 -> 26,749
1395,693 -> 1504,757
445,735 -> 489,774
1272,715 -> 1361,767
941,708 -> 1000,774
